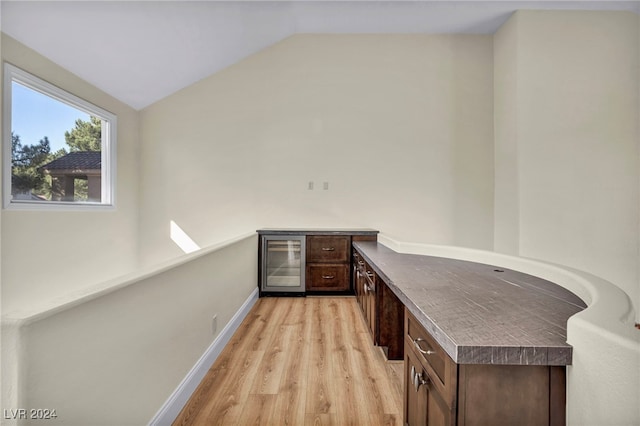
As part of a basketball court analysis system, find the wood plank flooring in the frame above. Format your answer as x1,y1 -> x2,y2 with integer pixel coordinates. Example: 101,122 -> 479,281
173,296 -> 404,426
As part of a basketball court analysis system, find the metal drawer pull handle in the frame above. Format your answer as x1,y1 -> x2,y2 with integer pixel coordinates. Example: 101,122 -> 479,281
414,338 -> 436,355
321,247 -> 335,251
322,275 -> 335,279
358,261 -> 364,265
366,271 -> 374,277
413,369 -> 429,392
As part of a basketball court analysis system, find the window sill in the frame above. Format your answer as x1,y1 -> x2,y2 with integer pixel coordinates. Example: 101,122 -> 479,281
4,200 -> 115,211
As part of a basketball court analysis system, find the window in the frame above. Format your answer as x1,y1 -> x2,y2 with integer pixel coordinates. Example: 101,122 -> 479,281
3,63 -> 116,209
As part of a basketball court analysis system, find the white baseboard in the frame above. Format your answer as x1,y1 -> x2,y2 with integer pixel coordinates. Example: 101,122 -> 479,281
148,287 -> 259,426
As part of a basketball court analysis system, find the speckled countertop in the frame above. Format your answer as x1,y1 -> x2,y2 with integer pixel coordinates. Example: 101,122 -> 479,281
353,241 -> 586,366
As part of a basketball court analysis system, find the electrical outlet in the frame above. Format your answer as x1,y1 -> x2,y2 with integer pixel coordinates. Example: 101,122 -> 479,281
211,314 -> 217,335
323,182 -> 329,190
308,181 -> 314,190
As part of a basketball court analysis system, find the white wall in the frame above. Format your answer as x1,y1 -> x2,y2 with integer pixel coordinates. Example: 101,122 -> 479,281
0,34 -> 140,313
139,34 -> 495,265
493,13 -> 520,255
493,10 -> 640,424
0,32 -> 4,426
6,234 -> 257,426
493,11 -> 640,323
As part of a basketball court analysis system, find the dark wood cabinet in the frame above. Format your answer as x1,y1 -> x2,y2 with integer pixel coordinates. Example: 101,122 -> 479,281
353,251 -> 363,308
363,266 -> 377,340
353,246 -> 404,360
378,277 -> 404,360
352,241 -> 578,426
404,309 -> 566,426
257,229 -> 377,295
405,345 -> 454,426
405,309 -> 457,426
353,250 -> 377,341
306,235 -> 351,292
405,347 -> 429,426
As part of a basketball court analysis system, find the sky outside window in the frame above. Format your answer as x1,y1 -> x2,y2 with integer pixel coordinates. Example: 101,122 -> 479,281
12,81 -> 90,152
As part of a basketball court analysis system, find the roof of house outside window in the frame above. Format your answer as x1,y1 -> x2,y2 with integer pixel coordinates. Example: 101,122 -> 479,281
40,151 -> 101,171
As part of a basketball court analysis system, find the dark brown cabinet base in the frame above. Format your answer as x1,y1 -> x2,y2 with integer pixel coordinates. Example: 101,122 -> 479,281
457,364 -> 565,426
257,229 -> 378,296
306,235 -> 352,293
353,246 -> 404,360
404,309 -> 566,426
305,233 -> 377,294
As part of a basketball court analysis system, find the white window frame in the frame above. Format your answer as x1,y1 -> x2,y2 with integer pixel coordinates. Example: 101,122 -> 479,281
3,63 -> 117,210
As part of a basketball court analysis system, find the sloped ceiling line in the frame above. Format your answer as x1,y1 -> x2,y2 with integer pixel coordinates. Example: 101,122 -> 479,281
2,1 -> 638,110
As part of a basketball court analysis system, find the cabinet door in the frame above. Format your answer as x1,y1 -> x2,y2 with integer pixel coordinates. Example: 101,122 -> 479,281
426,386 -> 451,426
366,276 -> 377,342
356,269 -> 365,311
405,347 -> 428,426
355,257 -> 366,310
405,345 -> 454,426
352,253 -> 361,304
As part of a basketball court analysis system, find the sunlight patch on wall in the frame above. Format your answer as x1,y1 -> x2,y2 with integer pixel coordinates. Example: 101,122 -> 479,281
170,220 -> 200,254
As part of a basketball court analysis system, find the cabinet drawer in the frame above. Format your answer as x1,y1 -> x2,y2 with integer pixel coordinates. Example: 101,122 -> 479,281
306,264 -> 350,291
405,309 -> 456,406
307,236 -> 350,263
355,253 -> 373,277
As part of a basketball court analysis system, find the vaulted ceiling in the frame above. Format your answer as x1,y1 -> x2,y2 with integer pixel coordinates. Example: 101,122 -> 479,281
2,1 -> 639,110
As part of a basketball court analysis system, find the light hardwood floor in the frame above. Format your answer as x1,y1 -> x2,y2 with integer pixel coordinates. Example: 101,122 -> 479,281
173,296 -> 404,425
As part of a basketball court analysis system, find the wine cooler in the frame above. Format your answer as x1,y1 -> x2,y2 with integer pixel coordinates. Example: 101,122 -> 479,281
260,235 -> 306,295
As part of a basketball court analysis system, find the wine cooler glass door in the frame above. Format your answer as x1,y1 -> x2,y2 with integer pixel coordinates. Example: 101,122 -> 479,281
262,236 -> 305,292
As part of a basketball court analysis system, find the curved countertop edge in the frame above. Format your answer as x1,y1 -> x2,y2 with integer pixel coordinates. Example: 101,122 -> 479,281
375,234 -> 640,358
353,240 -> 576,365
